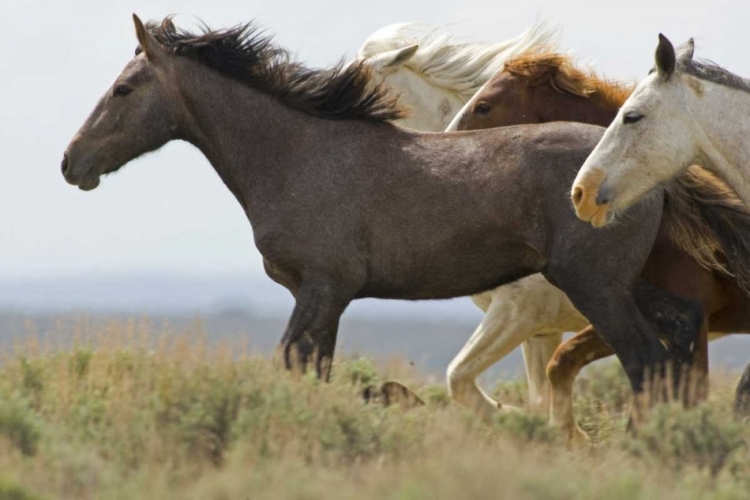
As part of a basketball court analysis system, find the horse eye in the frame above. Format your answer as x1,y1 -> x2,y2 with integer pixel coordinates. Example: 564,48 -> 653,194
113,85 -> 132,97
475,103 -> 492,116
623,111 -> 643,124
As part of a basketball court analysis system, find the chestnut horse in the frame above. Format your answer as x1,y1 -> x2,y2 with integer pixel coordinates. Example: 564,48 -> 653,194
451,48 -> 750,440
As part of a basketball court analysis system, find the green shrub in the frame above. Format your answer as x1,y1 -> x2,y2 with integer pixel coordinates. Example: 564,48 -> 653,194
336,357 -> 379,387
0,476 -> 43,500
626,403 -> 745,477
494,410 -> 560,444
0,396 -> 42,456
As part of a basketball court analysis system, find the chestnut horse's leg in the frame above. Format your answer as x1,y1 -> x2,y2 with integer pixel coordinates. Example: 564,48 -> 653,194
547,326 -> 613,442
279,281 -> 352,380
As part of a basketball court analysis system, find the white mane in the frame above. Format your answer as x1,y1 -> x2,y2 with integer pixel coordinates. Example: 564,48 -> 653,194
357,22 -> 559,100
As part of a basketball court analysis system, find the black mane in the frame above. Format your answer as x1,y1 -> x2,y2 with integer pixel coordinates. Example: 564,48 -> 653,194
143,17 -> 406,122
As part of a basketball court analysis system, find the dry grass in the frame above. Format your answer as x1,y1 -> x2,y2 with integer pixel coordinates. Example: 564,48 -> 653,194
0,321 -> 749,499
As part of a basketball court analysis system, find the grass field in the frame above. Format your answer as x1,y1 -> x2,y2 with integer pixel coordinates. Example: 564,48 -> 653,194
0,322 -> 749,499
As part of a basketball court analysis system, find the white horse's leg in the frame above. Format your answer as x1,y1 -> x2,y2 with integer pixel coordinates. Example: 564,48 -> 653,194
522,333 -> 564,411
449,274 -> 575,421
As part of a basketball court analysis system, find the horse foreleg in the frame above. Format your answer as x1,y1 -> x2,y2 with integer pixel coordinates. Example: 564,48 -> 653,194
279,282 -> 351,380
547,326 -> 613,442
549,271 -> 703,426
632,280 -> 706,406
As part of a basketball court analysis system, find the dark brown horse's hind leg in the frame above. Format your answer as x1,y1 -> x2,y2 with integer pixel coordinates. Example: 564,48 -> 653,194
280,282 -> 352,380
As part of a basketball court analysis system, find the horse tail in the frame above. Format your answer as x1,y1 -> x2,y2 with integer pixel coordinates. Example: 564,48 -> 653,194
663,165 -> 750,295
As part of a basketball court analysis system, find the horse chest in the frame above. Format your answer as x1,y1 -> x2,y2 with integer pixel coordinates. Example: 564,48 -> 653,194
262,258 -> 302,296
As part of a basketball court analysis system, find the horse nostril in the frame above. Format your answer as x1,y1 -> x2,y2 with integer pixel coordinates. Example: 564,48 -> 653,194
572,186 -> 584,207
596,188 -> 611,206
61,155 -> 69,175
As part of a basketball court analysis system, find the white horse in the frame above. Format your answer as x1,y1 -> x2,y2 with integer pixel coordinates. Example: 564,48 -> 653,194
357,23 -> 595,430
358,22 -> 556,131
572,34 -> 750,227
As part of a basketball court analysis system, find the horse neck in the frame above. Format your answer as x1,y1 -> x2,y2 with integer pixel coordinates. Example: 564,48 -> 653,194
538,89 -> 618,127
690,80 -> 750,204
170,59 -> 311,215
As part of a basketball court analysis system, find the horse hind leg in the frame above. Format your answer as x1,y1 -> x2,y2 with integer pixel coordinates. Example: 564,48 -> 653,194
447,276 -> 565,421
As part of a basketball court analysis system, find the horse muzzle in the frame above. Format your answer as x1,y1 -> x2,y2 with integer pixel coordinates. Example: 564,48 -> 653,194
571,168 -> 613,228
61,151 -> 101,191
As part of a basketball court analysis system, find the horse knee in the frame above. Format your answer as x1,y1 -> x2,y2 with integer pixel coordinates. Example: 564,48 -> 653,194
447,363 -> 473,399
547,348 -> 578,391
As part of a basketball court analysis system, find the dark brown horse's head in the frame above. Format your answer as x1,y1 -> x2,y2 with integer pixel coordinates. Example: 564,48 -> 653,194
62,15 -> 179,191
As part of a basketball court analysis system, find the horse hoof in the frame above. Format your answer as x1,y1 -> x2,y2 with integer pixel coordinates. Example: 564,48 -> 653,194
564,425 -> 591,447
497,402 -> 521,412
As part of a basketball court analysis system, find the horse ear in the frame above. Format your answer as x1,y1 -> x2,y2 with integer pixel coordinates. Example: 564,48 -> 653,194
367,44 -> 419,71
676,38 -> 695,62
133,14 -> 165,62
655,33 -> 676,80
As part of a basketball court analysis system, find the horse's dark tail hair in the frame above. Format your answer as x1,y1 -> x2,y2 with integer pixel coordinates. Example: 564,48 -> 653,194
663,165 -> 750,295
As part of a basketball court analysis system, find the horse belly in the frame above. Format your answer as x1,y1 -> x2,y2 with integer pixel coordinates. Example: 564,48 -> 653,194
359,240 -> 544,300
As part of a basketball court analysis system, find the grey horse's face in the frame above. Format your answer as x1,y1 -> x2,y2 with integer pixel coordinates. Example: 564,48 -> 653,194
571,35 -> 699,227
62,16 -> 178,191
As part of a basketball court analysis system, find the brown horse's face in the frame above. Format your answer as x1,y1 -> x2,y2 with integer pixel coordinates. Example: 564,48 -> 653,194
452,73 -> 537,131
62,25 -> 178,191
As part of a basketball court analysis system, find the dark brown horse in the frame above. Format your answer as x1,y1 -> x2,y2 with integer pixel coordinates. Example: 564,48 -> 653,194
62,16 -> 707,408
451,48 -> 750,438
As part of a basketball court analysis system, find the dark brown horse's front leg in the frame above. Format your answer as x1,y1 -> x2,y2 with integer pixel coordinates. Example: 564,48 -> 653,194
551,271 -> 703,414
280,282 -> 351,380
632,280 -> 705,404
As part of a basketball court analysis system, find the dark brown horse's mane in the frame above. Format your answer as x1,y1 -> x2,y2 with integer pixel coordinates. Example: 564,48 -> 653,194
503,48 -> 635,110
143,17 -> 406,122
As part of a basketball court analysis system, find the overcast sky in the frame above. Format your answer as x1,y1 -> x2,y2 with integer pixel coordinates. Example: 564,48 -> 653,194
1,0 -> 747,280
